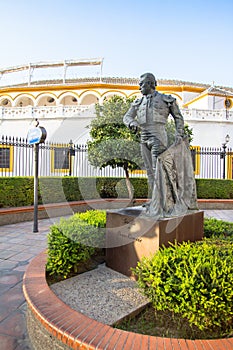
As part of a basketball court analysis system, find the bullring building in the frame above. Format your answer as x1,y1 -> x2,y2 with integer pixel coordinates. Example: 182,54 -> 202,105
0,58 -> 233,178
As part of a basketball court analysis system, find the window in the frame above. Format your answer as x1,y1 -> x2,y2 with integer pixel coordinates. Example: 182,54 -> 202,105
51,146 -> 69,172
0,145 -> 13,172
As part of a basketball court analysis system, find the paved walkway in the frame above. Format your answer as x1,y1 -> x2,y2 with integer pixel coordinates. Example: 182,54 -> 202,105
0,218 -> 56,349
0,210 -> 233,350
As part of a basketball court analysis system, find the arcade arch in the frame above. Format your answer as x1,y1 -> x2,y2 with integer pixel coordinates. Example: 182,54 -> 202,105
59,93 -> 79,105
128,92 -> 141,99
0,96 -> 13,107
36,93 -> 57,106
101,91 -> 127,103
14,94 -> 34,107
79,91 -> 100,105
80,94 -> 99,105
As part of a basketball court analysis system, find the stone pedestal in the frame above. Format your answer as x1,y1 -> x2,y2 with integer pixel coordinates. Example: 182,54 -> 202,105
105,207 -> 204,278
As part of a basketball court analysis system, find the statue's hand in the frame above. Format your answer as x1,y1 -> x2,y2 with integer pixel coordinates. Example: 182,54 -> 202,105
129,121 -> 139,134
174,135 -> 183,145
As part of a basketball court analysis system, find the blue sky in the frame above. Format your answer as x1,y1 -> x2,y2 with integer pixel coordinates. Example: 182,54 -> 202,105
0,0 -> 233,87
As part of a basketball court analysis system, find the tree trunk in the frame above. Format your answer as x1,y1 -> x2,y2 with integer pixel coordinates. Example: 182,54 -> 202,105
123,165 -> 134,205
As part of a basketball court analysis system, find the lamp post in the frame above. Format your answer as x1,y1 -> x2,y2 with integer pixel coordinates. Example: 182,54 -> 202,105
27,119 -> 47,232
221,134 -> 230,179
68,140 -> 75,176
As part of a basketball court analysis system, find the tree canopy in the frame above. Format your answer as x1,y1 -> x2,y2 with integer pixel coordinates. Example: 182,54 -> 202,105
87,95 -> 143,174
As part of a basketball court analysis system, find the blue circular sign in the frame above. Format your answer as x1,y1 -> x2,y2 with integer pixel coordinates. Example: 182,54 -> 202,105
27,126 -> 47,144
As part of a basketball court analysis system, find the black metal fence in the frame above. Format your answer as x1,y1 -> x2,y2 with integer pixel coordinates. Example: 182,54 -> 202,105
190,146 -> 232,179
0,135 -> 232,179
0,136 -> 127,178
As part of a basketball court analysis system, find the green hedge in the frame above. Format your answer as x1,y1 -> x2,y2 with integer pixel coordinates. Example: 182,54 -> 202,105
0,176 -> 149,208
196,179 -> 233,199
0,177 -> 34,208
1,177 -> 233,208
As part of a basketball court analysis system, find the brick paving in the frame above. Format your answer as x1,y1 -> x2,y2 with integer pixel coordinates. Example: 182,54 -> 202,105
0,210 -> 233,350
0,218 -> 54,349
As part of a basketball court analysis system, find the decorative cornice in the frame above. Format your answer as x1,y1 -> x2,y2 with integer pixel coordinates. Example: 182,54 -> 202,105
0,77 -> 232,97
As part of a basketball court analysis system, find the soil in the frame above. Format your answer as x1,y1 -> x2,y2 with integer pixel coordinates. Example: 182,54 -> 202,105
115,305 -> 233,340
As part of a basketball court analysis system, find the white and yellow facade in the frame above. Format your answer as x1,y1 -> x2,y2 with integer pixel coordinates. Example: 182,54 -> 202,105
0,59 -> 233,148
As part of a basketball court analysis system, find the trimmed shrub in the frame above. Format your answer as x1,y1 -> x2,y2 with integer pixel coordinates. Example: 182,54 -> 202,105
46,210 -> 106,279
204,217 -> 233,238
133,239 -> 233,331
0,177 -> 34,207
196,179 -> 233,199
2,176 -> 233,209
39,177 -> 68,204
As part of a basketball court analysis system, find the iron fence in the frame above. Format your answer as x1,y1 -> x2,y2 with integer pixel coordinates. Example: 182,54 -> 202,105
190,147 -> 233,179
0,135 -> 232,179
0,136 -> 128,178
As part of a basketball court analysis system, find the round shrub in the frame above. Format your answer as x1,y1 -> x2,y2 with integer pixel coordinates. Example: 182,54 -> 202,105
133,239 -> 233,331
46,210 -> 106,279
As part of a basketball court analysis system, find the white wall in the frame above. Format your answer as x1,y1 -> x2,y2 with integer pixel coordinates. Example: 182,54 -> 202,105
186,120 -> 233,148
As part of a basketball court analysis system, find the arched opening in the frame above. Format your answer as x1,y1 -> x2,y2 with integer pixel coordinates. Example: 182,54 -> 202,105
102,92 -> 126,102
15,96 -> 34,107
59,94 -> 79,105
80,94 -> 99,105
36,95 -> 57,106
0,98 -> 12,107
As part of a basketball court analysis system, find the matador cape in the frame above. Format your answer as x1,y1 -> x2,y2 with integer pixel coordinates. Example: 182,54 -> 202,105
146,137 -> 198,218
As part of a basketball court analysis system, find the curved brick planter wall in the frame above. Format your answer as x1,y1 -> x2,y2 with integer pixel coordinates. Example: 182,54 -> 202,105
23,251 -> 233,350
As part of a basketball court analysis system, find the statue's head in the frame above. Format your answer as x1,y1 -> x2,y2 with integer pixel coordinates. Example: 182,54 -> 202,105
139,73 -> 157,95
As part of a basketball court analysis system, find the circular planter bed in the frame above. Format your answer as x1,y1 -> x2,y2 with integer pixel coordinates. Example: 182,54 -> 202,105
23,251 -> 233,350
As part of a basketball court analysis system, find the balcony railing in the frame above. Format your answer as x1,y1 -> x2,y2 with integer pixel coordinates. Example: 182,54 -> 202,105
0,105 -> 95,120
0,105 -> 232,121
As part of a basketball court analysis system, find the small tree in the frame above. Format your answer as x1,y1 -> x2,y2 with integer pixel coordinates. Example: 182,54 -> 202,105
166,118 -> 193,146
87,96 -> 143,201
